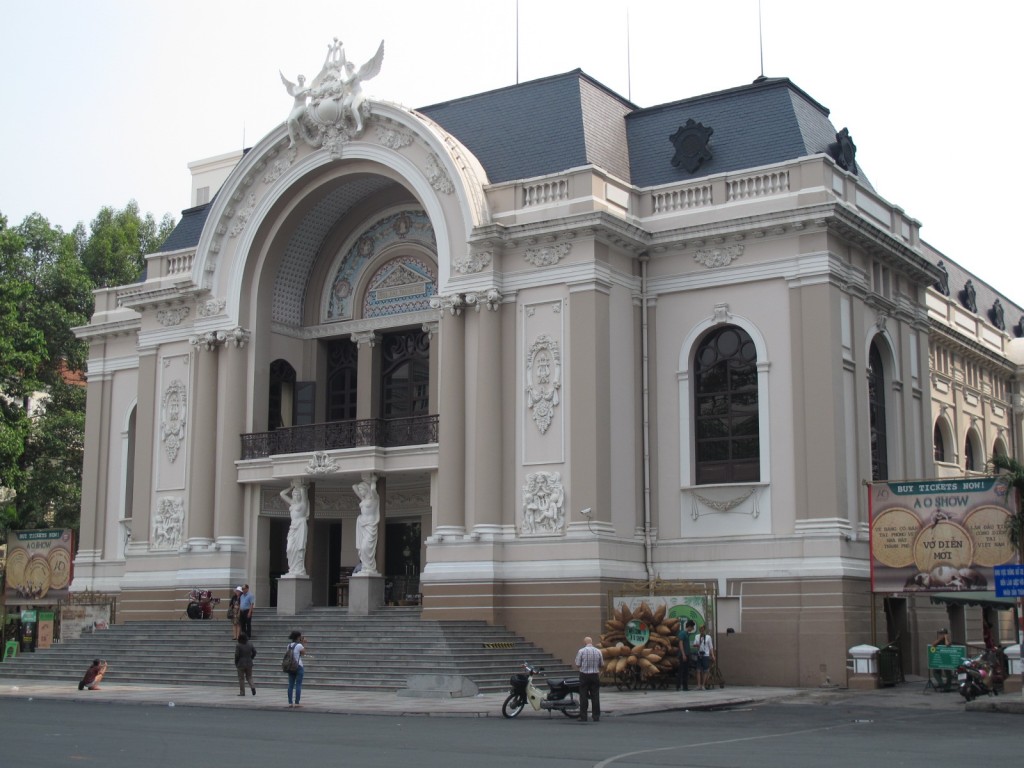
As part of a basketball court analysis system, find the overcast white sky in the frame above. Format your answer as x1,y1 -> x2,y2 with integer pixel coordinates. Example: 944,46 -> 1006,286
2,1 -> 1021,304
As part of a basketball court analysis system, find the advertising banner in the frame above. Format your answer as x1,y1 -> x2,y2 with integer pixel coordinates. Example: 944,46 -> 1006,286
4,529 -> 74,602
869,478 -> 1018,593
612,595 -> 710,630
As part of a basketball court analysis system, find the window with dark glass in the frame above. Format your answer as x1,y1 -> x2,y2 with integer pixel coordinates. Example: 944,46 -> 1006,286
868,342 -> 889,481
381,329 -> 430,418
326,339 -> 358,421
933,424 -> 945,463
268,359 -> 296,430
693,325 -> 759,484
964,434 -> 977,472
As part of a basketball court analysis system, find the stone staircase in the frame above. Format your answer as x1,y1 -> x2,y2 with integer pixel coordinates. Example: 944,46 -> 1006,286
0,608 -> 573,693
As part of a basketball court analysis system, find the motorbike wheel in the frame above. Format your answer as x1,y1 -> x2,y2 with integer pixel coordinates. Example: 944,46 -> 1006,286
502,693 -> 526,719
561,700 -> 581,718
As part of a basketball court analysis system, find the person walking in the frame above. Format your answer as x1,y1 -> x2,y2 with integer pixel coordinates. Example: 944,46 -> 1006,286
234,633 -> 257,696
238,584 -> 254,639
574,635 -> 604,722
695,625 -> 716,690
286,630 -> 306,708
676,619 -> 695,691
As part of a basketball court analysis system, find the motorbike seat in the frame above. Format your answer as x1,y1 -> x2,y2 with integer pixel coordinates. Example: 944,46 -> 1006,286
547,677 -> 581,692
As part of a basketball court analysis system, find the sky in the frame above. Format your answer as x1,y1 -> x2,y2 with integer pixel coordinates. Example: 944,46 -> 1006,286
2,0 -> 1021,305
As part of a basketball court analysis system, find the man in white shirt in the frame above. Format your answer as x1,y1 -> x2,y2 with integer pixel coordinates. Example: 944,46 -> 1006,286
574,636 -> 604,722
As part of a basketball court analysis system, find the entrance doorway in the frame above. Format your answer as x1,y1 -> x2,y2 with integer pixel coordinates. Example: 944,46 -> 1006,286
384,519 -> 421,604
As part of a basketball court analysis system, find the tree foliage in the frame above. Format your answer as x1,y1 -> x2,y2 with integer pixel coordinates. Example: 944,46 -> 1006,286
0,202 -> 174,540
990,454 -> 1024,561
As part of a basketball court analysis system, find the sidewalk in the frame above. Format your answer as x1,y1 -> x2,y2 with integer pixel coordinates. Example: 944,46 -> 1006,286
2,676 -> 1020,716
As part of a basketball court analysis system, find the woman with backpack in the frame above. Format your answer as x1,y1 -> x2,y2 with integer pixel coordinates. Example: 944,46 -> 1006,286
284,630 -> 306,707
234,633 -> 257,696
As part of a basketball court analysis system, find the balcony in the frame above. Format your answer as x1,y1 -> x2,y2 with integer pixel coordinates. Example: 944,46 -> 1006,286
240,415 -> 439,460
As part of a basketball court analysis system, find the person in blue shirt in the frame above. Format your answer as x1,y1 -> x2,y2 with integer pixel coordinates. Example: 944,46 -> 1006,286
239,584 -> 255,639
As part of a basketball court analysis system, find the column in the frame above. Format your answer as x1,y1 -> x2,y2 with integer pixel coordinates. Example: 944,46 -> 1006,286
568,286 -> 612,524
214,327 -> 249,544
466,294 -> 502,531
352,331 -> 379,420
433,298 -> 466,538
127,351 -> 158,551
77,371 -> 112,563
186,332 -> 219,544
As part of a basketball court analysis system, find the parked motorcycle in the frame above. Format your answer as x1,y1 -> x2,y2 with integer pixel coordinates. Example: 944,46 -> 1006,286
957,652 -> 1003,701
502,662 -> 581,719
185,587 -> 221,620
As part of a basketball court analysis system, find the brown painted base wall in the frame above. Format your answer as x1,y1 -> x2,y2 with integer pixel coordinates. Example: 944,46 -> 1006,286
424,575 -> 878,688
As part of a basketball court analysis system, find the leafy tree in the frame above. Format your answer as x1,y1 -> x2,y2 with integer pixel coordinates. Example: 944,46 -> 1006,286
79,201 -> 175,287
990,454 -> 1024,562
1,203 -> 172,540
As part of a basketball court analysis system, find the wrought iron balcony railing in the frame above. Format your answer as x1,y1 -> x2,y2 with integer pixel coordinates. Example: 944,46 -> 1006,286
240,415 -> 439,460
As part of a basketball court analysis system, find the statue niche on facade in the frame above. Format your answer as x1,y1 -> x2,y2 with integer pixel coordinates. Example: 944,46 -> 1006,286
280,38 -> 384,154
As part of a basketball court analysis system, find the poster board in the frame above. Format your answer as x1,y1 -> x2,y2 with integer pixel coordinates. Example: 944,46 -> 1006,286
4,529 -> 74,602
869,478 -> 1018,593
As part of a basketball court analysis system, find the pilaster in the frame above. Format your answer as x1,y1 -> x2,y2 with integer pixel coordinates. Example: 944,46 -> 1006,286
186,332 -> 219,544
466,296 -> 502,530
129,351 -> 158,549
215,327 -> 250,544
352,331 -> 379,420
433,298 -> 466,537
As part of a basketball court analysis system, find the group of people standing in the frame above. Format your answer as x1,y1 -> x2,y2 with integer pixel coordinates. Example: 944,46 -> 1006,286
676,620 -> 717,691
226,583 -> 305,706
573,618 -> 718,722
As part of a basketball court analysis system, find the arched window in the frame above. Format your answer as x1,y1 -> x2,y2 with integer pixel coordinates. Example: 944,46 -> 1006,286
693,325 -> 759,484
964,433 -> 978,472
868,342 -> 889,481
933,423 -> 945,463
993,438 -> 1008,460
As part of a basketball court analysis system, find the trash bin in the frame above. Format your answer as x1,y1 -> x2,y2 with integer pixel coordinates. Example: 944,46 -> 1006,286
878,644 -> 903,686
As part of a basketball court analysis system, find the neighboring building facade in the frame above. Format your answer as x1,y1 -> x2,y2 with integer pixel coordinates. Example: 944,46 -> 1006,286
72,53 -> 1024,686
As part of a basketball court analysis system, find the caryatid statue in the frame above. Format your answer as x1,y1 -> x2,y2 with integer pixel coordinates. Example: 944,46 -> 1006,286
353,473 -> 380,576
280,479 -> 310,577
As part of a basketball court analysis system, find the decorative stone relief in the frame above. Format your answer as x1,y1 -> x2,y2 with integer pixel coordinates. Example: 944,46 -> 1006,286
523,242 -> 571,267
693,244 -> 744,268
521,471 -> 565,535
156,306 -> 190,327
280,39 -> 385,155
429,293 -> 467,316
159,380 -> 187,463
228,192 -> 258,238
690,487 -> 758,519
196,299 -> 226,318
525,334 -> 561,434
376,123 -> 413,149
465,289 -> 502,312
152,497 -> 184,550
453,250 -> 492,274
306,452 -> 339,475
216,326 -> 251,349
189,331 -> 220,352
425,153 -> 454,194
263,145 -> 297,184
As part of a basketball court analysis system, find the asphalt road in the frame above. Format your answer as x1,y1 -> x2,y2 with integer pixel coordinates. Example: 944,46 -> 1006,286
2,697 -> 1017,768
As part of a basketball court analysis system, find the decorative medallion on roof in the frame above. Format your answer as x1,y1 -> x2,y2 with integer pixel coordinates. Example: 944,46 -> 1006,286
960,279 -> 978,313
669,119 -> 714,173
827,127 -> 858,174
280,39 -> 385,156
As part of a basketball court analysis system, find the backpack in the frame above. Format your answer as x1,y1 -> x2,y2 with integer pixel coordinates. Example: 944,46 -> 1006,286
282,643 -> 299,674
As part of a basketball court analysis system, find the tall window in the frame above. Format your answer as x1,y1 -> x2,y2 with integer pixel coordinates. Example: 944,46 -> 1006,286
693,325 -> 759,484
964,434 -> 977,472
868,342 -> 889,481
326,339 -> 358,421
381,330 -> 430,418
933,423 -> 945,463
268,359 -> 296,430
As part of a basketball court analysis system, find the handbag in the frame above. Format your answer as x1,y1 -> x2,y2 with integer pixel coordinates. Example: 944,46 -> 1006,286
282,643 -> 299,674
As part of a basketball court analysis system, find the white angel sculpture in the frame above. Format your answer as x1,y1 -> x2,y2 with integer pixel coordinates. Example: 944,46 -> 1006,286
280,72 -> 311,149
